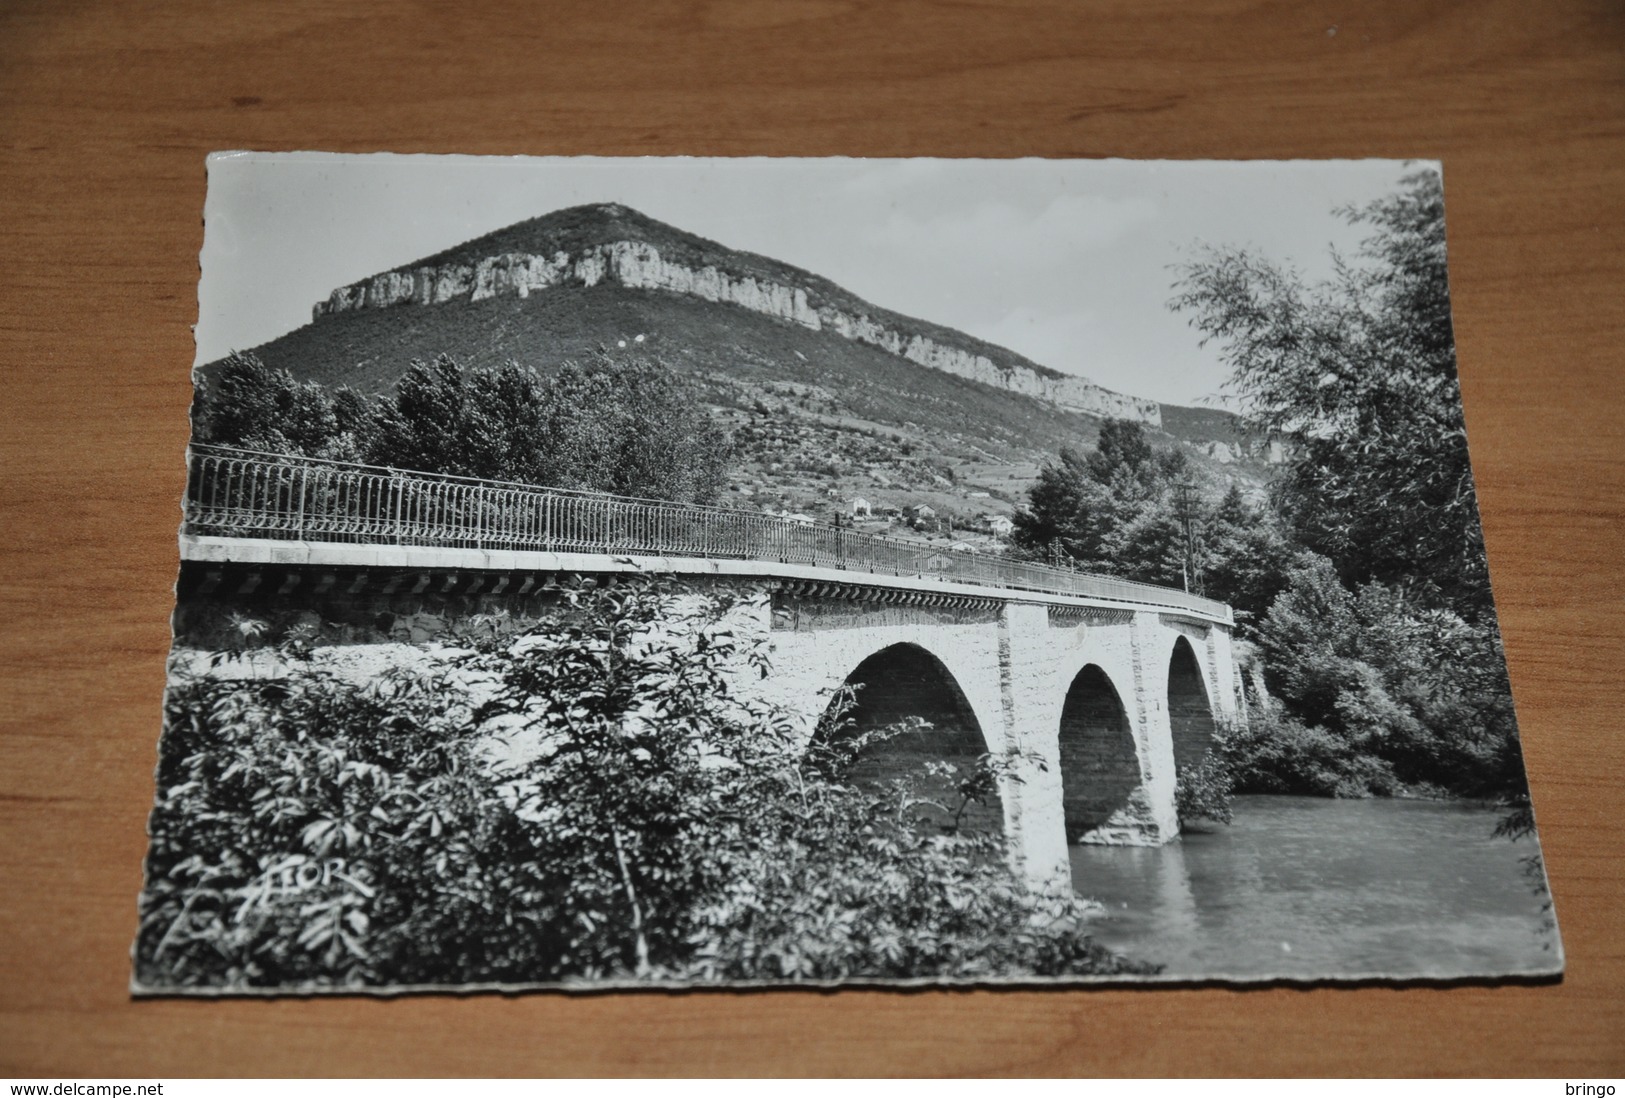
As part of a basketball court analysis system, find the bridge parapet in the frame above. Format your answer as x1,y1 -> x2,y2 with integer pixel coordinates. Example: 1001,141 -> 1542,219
182,445 -> 1232,623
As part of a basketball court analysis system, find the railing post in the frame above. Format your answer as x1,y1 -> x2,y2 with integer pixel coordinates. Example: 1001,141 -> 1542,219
182,453 -> 197,535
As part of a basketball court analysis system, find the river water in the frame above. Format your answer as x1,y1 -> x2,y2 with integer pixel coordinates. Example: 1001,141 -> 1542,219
1070,795 -> 1561,981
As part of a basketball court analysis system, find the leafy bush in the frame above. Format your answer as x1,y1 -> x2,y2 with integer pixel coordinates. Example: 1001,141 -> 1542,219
1211,705 -> 1401,799
138,578 -> 1152,990
1174,751 -> 1234,829
1253,556 -> 1521,797
141,656 -> 508,987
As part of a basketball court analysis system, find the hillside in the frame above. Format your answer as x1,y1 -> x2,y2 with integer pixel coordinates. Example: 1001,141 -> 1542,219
206,202 -> 1272,542
360,203 -> 1124,405
307,203 -> 1164,422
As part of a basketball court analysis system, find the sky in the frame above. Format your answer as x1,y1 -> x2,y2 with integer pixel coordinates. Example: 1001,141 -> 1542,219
195,154 -> 1425,409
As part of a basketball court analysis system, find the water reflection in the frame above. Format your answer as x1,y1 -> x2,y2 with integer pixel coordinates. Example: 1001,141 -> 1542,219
1071,795 -> 1560,980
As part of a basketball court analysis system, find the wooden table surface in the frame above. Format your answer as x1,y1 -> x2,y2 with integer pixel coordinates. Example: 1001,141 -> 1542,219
2,0 -> 1622,1078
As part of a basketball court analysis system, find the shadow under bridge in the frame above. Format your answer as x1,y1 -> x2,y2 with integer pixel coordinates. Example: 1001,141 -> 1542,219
812,642 -> 1004,836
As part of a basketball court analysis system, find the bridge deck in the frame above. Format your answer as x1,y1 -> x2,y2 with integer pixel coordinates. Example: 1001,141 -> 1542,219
180,535 -> 1233,623
180,444 -> 1233,624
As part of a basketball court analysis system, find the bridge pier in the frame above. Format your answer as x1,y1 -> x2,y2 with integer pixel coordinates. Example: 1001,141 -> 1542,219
757,594 -> 1236,891
994,602 -> 1075,890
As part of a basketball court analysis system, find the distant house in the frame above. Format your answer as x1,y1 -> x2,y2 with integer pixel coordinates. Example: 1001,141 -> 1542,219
968,490 -> 990,499
949,541 -> 978,554
849,496 -> 872,518
909,504 -> 937,520
786,513 -> 815,527
987,515 -> 1015,537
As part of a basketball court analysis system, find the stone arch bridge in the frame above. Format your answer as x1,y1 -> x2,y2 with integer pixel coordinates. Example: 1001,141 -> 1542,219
176,445 -> 1242,889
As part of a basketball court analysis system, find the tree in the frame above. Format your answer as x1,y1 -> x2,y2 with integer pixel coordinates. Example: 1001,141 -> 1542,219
1010,445 -> 1116,565
1169,169 -> 1529,803
1106,502 -> 1187,590
1087,418 -> 1157,484
1199,486 -> 1296,630
193,352 -> 370,461
199,350 -> 732,505
366,354 -> 552,482
533,352 -> 732,503
1013,418 -> 1266,596
1171,169 -> 1490,616
354,351 -> 732,503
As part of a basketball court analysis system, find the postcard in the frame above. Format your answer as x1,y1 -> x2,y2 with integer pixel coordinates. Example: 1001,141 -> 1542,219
136,153 -> 1559,993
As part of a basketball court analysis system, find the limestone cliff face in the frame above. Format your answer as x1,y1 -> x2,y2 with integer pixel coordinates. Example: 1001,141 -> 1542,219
314,239 -> 1162,426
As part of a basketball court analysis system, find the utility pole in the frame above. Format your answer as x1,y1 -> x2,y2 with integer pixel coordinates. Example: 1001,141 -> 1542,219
1173,477 -> 1204,595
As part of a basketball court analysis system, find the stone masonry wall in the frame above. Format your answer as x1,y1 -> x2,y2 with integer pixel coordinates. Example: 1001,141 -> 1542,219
1056,665 -> 1143,842
1167,636 -> 1218,774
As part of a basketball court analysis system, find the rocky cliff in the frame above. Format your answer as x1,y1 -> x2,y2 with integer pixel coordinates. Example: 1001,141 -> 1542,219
312,205 -> 1162,427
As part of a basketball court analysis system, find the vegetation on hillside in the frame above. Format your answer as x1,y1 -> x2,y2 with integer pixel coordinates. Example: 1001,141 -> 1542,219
193,349 -> 732,504
139,578 -> 1154,989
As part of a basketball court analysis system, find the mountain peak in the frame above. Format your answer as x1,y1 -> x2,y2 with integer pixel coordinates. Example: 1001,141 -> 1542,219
393,201 -> 699,273
311,202 -> 1163,427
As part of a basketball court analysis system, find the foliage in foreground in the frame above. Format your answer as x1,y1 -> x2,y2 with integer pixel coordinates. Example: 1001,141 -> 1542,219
139,579 -> 1152,990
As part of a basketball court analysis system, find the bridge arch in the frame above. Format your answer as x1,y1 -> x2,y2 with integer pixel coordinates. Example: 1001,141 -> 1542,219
1167,634 -> 1217,775
815,641 -> 1004,834
1056,663 -> 1143,843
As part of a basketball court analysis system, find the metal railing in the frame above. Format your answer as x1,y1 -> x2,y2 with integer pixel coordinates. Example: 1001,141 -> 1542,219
182,444 -> 1232,621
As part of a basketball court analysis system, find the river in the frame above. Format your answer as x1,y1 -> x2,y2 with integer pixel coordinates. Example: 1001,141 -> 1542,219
1070,795 -> 1561,981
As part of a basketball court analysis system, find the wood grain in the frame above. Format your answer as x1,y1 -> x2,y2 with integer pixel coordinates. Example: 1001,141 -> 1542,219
1,0 -> 1621,1077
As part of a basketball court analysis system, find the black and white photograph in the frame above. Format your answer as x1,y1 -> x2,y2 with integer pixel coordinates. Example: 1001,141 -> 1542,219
136,153 -> 1560,994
